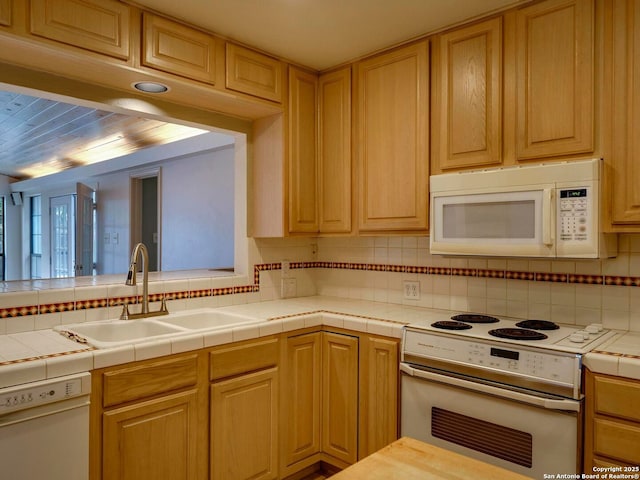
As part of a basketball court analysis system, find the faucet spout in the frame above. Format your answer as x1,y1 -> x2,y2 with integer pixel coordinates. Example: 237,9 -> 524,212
120,243 -> 168,320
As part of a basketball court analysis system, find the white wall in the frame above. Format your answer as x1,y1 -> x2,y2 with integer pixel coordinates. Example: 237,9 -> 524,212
95,145 -> 235,274
93,172 -> 130,275
161,146 -> 234,271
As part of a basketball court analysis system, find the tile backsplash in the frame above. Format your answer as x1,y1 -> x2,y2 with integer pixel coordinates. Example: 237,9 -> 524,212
1,234 -> 639,334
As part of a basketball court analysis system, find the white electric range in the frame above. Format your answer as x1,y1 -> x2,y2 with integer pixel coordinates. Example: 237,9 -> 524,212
400,311 -> 618,478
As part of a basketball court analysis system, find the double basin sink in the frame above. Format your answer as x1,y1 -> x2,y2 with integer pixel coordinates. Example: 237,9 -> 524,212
55,309 -> 259,349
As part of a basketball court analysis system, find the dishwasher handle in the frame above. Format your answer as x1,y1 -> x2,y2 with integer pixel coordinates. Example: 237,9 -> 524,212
400,362 -> 580,412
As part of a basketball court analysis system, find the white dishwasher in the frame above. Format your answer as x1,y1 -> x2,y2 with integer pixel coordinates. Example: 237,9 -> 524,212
0,372 -> 91,480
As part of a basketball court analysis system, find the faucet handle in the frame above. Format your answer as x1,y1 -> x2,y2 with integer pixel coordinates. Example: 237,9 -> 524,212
119,303 -> 130,320
159,297 -> 169,314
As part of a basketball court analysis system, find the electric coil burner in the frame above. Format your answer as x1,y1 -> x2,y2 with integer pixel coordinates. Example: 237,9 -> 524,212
450,314 -> 499,323
489,328 -> 548,341
431,321 -> 472,330
515,320 -> 559,330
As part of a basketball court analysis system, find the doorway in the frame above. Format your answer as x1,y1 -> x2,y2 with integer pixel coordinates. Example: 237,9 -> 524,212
130,169 -> 160,272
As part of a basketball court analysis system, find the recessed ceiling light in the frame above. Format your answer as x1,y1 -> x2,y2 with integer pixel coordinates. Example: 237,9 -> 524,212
132,81 -> 170,93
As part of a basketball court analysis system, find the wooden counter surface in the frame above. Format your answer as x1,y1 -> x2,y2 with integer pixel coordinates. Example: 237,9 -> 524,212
330,437 -> 533,480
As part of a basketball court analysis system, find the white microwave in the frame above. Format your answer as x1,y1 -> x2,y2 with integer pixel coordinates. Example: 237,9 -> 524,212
429,159 -> 617,258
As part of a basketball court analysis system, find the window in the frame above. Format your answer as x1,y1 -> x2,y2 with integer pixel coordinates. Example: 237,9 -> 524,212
30,195 -> 42,279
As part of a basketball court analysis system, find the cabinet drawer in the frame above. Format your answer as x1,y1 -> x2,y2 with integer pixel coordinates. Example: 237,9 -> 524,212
594,418 -> 640,464
594,375 -> 640,422
210,337 -> 279,381
103,354 -> 198,407
30,0 -> 130,60
226,43 -> 283,102
142,12 -> 218,84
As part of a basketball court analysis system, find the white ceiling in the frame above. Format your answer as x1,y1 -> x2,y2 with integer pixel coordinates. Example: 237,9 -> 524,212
133,0 -> 528,71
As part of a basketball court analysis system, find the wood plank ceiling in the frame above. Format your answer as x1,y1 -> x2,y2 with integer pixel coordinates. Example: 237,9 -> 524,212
0,90 -> 208,180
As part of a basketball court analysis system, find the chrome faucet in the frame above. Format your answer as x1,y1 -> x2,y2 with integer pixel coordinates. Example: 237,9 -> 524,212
120,243 -> 169,320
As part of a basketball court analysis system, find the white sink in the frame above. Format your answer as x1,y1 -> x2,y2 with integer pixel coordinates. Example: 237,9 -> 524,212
156,309 -> 257,330
55,320 -> 186,348
56,308 -> 261,348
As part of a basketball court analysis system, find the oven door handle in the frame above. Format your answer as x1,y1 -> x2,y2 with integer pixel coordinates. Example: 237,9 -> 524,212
400,363 -> 580,412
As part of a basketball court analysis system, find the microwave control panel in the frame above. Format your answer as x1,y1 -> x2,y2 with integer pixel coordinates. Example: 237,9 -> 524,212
558,187 -> 590,242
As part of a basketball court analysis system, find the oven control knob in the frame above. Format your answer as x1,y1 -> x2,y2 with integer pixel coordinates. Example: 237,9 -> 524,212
569,333 -> 585,343
585,325 -> 600,334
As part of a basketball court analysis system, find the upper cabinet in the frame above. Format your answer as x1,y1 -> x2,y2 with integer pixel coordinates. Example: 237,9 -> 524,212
432,17 -> 503,172
510,0 -> 594,161
318,67 -> 352,234
142,12 -> 219,85
226,43 -> 284,103
0,0 -> 11,27
355,41 -> 430,233
609,0 -> 640,226
30,0 -> 130,59
288,66 -> 319,234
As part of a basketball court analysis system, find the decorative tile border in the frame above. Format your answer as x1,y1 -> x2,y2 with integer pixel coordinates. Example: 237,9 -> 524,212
0,347 -> 96,367
1,261 -> 639,319
591,350 -> 640,361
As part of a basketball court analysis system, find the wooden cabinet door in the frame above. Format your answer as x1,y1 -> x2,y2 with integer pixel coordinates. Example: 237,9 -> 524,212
610,0 -> 640,225
322,332 -> 358,465
432,17 -> 502,172
281,333 -> 321,470
584,370 -> 640,470
103,390 -> 199,480
226,43 -> 284,102
288,66 -> 318,234
512,0 -> 594,160
0,0 -> 11,27
142,12 -> 218,84
211,368 -> 279,480
318,67 -> 352,234
358,336 -> 399,459
30,0 -> 130,59
356,41 -> 429,232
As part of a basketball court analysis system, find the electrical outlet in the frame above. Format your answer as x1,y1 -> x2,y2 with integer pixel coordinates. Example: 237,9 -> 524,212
281,278 -> 297,298
403,280 -> 420,300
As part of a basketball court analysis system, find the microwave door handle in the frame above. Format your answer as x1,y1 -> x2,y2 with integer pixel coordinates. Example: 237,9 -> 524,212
542,188 -> 554,246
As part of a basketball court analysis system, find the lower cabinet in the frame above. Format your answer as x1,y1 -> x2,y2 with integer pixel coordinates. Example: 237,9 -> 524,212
358,336 -> 399,458
281,332 -> 322,474
91,353 -> 207,480
211,368 -> 279,480
103,390 -> 200,480
280,330 -> 398,477
584,369 -> 640,469
321,332 -> 359,465
91,329 -> 398,480
209,337 -> 280,480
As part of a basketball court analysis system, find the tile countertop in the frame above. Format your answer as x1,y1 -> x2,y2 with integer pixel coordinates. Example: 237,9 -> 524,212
0,295 -> 639,389
584,331 -> 640,380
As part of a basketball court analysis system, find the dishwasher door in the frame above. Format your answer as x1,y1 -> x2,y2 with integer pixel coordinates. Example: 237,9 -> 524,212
0,372 -> 91,480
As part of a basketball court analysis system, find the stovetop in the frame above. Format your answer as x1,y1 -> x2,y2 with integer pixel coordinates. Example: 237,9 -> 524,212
405,311 -> 617,354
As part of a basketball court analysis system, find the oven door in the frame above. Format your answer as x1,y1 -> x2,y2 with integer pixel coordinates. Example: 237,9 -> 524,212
400,363 -> 582,478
